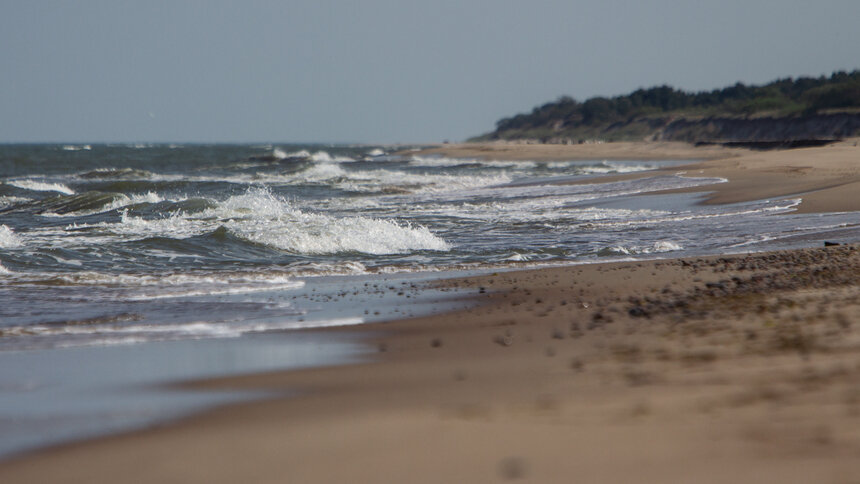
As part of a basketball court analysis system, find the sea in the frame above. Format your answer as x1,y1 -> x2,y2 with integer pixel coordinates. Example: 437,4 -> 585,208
1,143 -> 858,457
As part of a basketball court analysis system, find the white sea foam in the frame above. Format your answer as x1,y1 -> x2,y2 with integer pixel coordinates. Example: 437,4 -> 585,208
286,165 -> 513,194
266,149 -> 353,162
299,162 -> 348,181
399,174 -> 723,208
574,160 -> 660,174
124,162 -> 510,195
102,188 -> 450,255
309,151 -> 354,163
61,144 -> 91,151
597,241 -> 683,257
408,156 -> 660,174
215,189 -> 450,254
0,225 -> 22,248
2,270 -> 307,299
649,241 -> 684,253
7,179 -> 75,195
282,149 -> 312,158
366,148 -> 385,157
50,271 -> 302,287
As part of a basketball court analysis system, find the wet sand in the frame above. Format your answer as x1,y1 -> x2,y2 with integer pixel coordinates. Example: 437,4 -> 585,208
3,141 -> 860,483
423,138 -> 860,213
413,140 -> 747,161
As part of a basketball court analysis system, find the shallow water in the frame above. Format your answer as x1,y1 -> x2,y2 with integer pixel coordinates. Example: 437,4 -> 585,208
1,143 -> 858,456
3,144 -> 856,348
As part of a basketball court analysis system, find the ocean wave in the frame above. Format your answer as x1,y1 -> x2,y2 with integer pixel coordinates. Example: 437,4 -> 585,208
39,191 -> 163,217
573,160 -> 661,174
272,147 -> 291,159
397,174 -> 723,208
215,189 -> 450,254
263,149 -> 355,163
61,144 -> 91,151
0,196 -> 31,209
309,150 -> 354,163
0,315 -> 364,349
0,269 -> 306,300
286,261 -> 369,276
407,156 -> 661,174
596,241 -> 683,257
6,179 -> 75,195
90,188 -> 450,255
78,168 -> 155,179
283,164 -> 513,194
60,192 -> 162,217
588,198 -> 802,230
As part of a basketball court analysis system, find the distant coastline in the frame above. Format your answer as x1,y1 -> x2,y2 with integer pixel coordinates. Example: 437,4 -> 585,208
473,70 -> 860,144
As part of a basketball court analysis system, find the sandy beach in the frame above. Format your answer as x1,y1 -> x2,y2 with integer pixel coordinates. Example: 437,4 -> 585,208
2,141 -> 860,483
421,139 -> 860,214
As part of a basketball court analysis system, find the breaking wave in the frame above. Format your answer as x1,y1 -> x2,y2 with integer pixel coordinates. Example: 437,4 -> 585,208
95,188 -> 451,255
7,179 -> 75,195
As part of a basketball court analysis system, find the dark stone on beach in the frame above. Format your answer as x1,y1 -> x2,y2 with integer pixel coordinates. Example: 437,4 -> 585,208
431,338 -> 443,348
495,335 -> 513,346
824,241 -> 841,247
498,457 -> 528,480
705,281 -> 727,290
628,306 -> 649,318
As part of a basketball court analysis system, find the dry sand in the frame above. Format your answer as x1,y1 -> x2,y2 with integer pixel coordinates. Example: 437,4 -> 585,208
2,141 -> 860,483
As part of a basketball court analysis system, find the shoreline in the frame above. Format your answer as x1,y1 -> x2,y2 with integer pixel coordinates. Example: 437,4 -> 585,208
409,140 -> 747,161
3,246 -> 860,482
419,139 -> 860,214
3,141 -> 860,482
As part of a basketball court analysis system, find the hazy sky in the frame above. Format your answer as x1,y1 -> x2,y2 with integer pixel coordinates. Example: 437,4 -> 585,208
2,0 -> 859,143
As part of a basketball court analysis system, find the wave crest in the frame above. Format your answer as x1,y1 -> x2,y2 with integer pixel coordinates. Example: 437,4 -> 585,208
109,188 -> 449,255
7,179 -> 75,195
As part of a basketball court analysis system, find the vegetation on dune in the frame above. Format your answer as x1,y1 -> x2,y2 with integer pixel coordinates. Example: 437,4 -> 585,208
474,70 -> 860,142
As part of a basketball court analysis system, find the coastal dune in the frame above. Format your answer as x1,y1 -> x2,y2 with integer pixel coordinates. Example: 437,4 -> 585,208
2,141 -> 860,483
